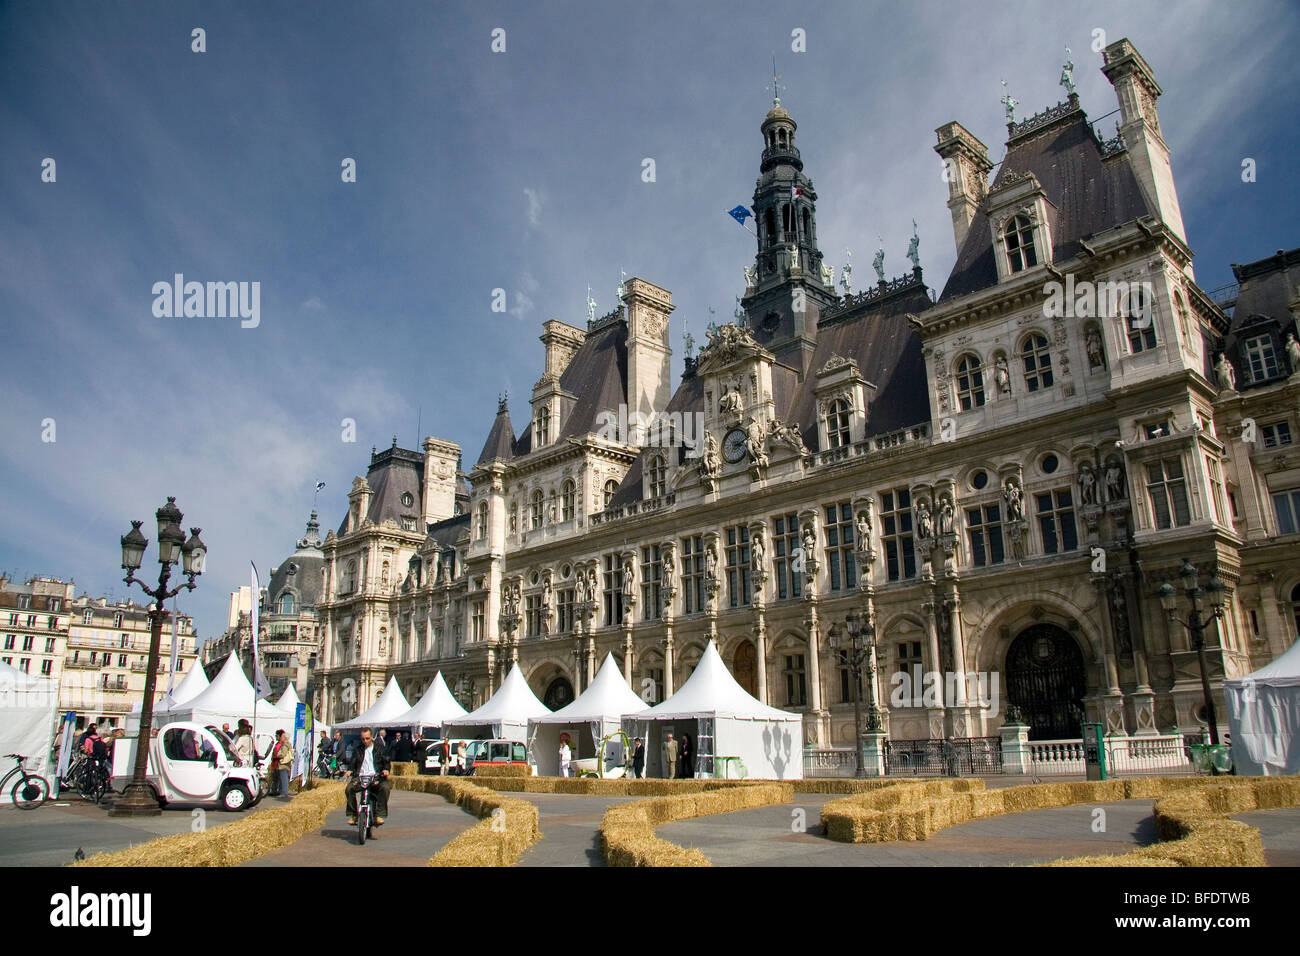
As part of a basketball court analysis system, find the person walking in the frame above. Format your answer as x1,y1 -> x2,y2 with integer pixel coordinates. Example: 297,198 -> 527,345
456,741 -> 470,776
632,737 -> 645,779
663,733 -> 679,780
679,733 -> 693,779
559,734 -> 572,778
231,720 -> 254,767
270,729 -> 294,798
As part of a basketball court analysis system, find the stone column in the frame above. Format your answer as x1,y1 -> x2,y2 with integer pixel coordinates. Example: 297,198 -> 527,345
623,628 -> 635,688
754,615 -> 769,704
922,594 -> 947,739
860,730 -> 887,777
1091,575 -> 1127,735
662,630 -> 675,698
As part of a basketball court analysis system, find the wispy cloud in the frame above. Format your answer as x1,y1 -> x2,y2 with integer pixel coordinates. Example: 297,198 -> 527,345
523,187 -> 545,227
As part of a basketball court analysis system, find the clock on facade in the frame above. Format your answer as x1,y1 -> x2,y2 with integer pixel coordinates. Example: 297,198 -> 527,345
723,428 -> 747,463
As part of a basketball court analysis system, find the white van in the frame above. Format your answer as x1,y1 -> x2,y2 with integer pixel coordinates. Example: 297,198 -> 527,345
111,721 -> 264,811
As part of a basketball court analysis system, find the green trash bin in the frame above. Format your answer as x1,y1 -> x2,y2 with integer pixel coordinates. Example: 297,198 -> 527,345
1081,722 -> 1107,781
1209,744 -> 1233,774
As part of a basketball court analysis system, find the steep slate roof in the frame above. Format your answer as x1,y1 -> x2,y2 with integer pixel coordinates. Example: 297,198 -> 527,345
476,401 -> 516,464
940,106 -> 1154,302
267,512 -> 325,610
335,444 -> 425,534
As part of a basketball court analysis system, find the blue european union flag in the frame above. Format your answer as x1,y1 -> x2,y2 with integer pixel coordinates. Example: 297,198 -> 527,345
727,205 -> 753,225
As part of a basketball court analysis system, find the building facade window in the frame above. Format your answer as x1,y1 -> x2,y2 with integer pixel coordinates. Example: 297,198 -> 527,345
880,489 -> 916,582
956,355 -> 985,410
556,588 -> 575,633
41,660 -> 52,676
1262,421 -> 1292,448
825,398 -> 851,449
22,635 -> 33,652
279,592 -> 295,614
530,490 -> 544,530
644,667 -> 665,704
476,501 -> 488,540
1036,488 -> 1078,553
784,654 -> 807,707
471,602 -> 485,642
772,513 -> 802,601
82,610 -> 92,625
1146,458 -> 1191,529
640,546 -> 662,621
895,641 -> 924,702
823,503 -> 856,591
603,480 -> 618,509
534,407 -> 550,447
681,535 -> 706,614
525,595 -> 543,637
1206,455 -> 1227,524
838,650 -> 861,704
1273,489 -> 1300,535
1125,287 -> 1157,353
602,554 -> 625,626
1243,335 -> 1280,383
1021,333 -> 1053,391
725,526 -> 752,607
1004,214 -> 1037,272
966,503 -> 1005,567
647,457 -> 666,498
561,479 -> 576,521
44,637 -> 54,653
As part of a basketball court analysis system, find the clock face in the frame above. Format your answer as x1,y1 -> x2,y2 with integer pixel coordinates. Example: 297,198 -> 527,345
723,428 -> 747,463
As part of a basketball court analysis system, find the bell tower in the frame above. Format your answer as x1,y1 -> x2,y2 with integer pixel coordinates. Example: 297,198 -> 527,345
741,81 -> 837,376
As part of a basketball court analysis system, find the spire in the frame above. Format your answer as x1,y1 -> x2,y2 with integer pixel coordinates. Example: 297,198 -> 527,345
476,396 -> 515,464
296,510 -> 322,551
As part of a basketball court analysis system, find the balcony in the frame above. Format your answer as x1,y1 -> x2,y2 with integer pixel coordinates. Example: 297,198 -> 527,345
64,657 -> 101,669
130,660 -> 165,673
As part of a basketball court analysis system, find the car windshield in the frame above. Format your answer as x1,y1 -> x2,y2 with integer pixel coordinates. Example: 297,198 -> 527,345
203,726 -> 240,762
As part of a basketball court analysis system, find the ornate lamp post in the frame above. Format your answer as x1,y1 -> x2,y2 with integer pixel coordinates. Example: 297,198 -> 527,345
828,609 -> 879,777
1158,559 -> 1226,745
113,497 -> 206,815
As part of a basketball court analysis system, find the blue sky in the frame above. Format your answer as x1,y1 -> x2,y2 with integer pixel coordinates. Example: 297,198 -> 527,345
2,0 -> 1297,641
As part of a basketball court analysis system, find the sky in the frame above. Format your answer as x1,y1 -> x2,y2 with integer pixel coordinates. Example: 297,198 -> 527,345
2,0 -> 1298,642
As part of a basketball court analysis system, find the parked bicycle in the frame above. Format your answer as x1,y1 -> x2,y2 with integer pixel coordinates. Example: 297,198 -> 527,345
2,754 -> 51,810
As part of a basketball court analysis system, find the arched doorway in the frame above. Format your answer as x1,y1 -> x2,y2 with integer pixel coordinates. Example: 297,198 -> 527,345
733,640 -> 758,697
1004,624 -> 1088,740
543,676 -> 574,710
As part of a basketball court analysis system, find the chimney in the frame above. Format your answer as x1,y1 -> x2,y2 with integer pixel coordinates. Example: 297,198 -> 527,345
622,278 -> 674,422
422,436 -> 461,525
1101,38 -> 1189,254
540,320 -> 586,379
934,121 -> 993,255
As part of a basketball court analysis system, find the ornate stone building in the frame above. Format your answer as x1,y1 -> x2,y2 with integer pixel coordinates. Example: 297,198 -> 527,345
311,39 -> 1300,753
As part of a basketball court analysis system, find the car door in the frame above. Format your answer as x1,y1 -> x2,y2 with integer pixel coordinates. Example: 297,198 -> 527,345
160,727 -> 226,801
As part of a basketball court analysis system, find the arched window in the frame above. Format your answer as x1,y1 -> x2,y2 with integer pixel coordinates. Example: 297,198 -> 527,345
530,490 -> 544,530
278,592 -> 295,615
825,398 -> 851,448
956,355 -> 986,410
1125,286 -> 1157,353
560,479 -> 576,521
647,456 -> 666,498
534,407 -> 550,447
603,479 -> 618,509
476,501 -> 488,540
1174,292 -> 1191,342
765,207 -> 776,243
345,560 -> 357,593
1021,333 -> 1054,391
1003,214 -> 1038,273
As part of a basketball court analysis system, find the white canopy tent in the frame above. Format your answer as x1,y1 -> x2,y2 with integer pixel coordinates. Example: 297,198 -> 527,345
442,662 -> 550,742
275,684 -> 302,715
333,675 -> 411,732
372,671 -> 468,732
530,653 -> 645,776
1226,639 -> 1300,776
125,659 -> 211,731
0,661 -> 58,799
164,653 -> 287,734
625,640 -> 803,780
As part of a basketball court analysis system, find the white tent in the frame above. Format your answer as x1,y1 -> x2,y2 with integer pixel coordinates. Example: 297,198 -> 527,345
442,662 -> 550,742
530,653 -> 644,775
168,659 -> 210,706
1226,639 -> 1300,776
373,671 -> 468,731
334,676 -> 412,731
625,640 -> 803,780
164,653 -> 286,732
0,661 -> 58,799
275,684 -> 302,715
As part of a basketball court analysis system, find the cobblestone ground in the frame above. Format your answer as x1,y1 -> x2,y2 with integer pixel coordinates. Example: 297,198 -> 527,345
0,790 -> 286,866
246,789 -> 479,867
658,796 -> 1159,866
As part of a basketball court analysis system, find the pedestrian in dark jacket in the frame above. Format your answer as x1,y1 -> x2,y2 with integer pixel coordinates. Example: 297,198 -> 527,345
632,738 -> 645,779
394,732 -> 414,763
678,733 -> 692,779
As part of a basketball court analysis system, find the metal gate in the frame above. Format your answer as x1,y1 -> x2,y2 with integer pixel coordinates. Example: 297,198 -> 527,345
1004,624 -> 1087,740
884,737 -> 1003,776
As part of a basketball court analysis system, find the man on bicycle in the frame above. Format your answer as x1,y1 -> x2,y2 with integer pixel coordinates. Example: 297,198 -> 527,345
344,728 -> 390,827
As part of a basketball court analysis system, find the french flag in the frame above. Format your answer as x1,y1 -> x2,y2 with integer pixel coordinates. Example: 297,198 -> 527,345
791,186 -> 804,200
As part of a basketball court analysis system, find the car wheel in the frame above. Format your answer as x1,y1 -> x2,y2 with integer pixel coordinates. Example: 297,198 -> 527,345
221,784 -> 250,812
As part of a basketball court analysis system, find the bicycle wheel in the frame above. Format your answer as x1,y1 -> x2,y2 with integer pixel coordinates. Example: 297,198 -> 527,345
12,772 -> 50,809
357,805 -> 368,845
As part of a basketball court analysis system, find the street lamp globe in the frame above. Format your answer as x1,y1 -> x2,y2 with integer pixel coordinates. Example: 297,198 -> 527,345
1206,576 -> 1226,612
1157,582 -> 1177,615
1178,558 -> 1199,594
181,527 -> 207,576
120,520 -> 148,571
155,497 -> 186,566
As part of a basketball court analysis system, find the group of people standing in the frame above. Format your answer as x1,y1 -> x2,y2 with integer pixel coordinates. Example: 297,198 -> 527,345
661,733 -> 694,779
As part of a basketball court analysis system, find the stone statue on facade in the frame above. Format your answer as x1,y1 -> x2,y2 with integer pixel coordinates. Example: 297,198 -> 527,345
768,418 -> 808,456
1003,478 -> 1024,521
906,219 -> 920,270
1085,326 -> 1106,369
1078,461 -> 1098,506
821,262 -> 834,286
744,264 -> 757,294
1060,47 -> 1076,96
704,544 -> 718,584
789,243 -> 801,273
586,285 -> 597,324
1105,459 -> 1127,502
994,354 -> 1011,396
719,381 -> 744,417
699,433 -> 722,485
750,529 -> 765,575
1214,352 -> 1237,391
915,499 -> 935,540
855,502 -> 872,543
840,250 -> 853,294
938,496 -> 955,536
872,242 -> 885,283
1287,331 -> 1300,376
662,546 -> 676,595
744,417 -> 769,470
1001,80 -> 1018,125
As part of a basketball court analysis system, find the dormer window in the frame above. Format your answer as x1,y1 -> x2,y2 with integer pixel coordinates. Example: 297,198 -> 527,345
647,456 -> 667,497
475,501 -> 488,540
1125,287 -> 1157,353
534,407 -> 551,447
530,490 -> 544,530
956,354 -> 986,410
1243,335 -> 1280,383
279,593 -> 295,614
603,480 -> 618,509
825,399 -> 851,449
561,479 -> 576,520
1003,215 -> 1038,272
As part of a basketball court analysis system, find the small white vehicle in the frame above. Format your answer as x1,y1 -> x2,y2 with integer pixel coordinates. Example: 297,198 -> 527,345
111,721 -> 264,811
